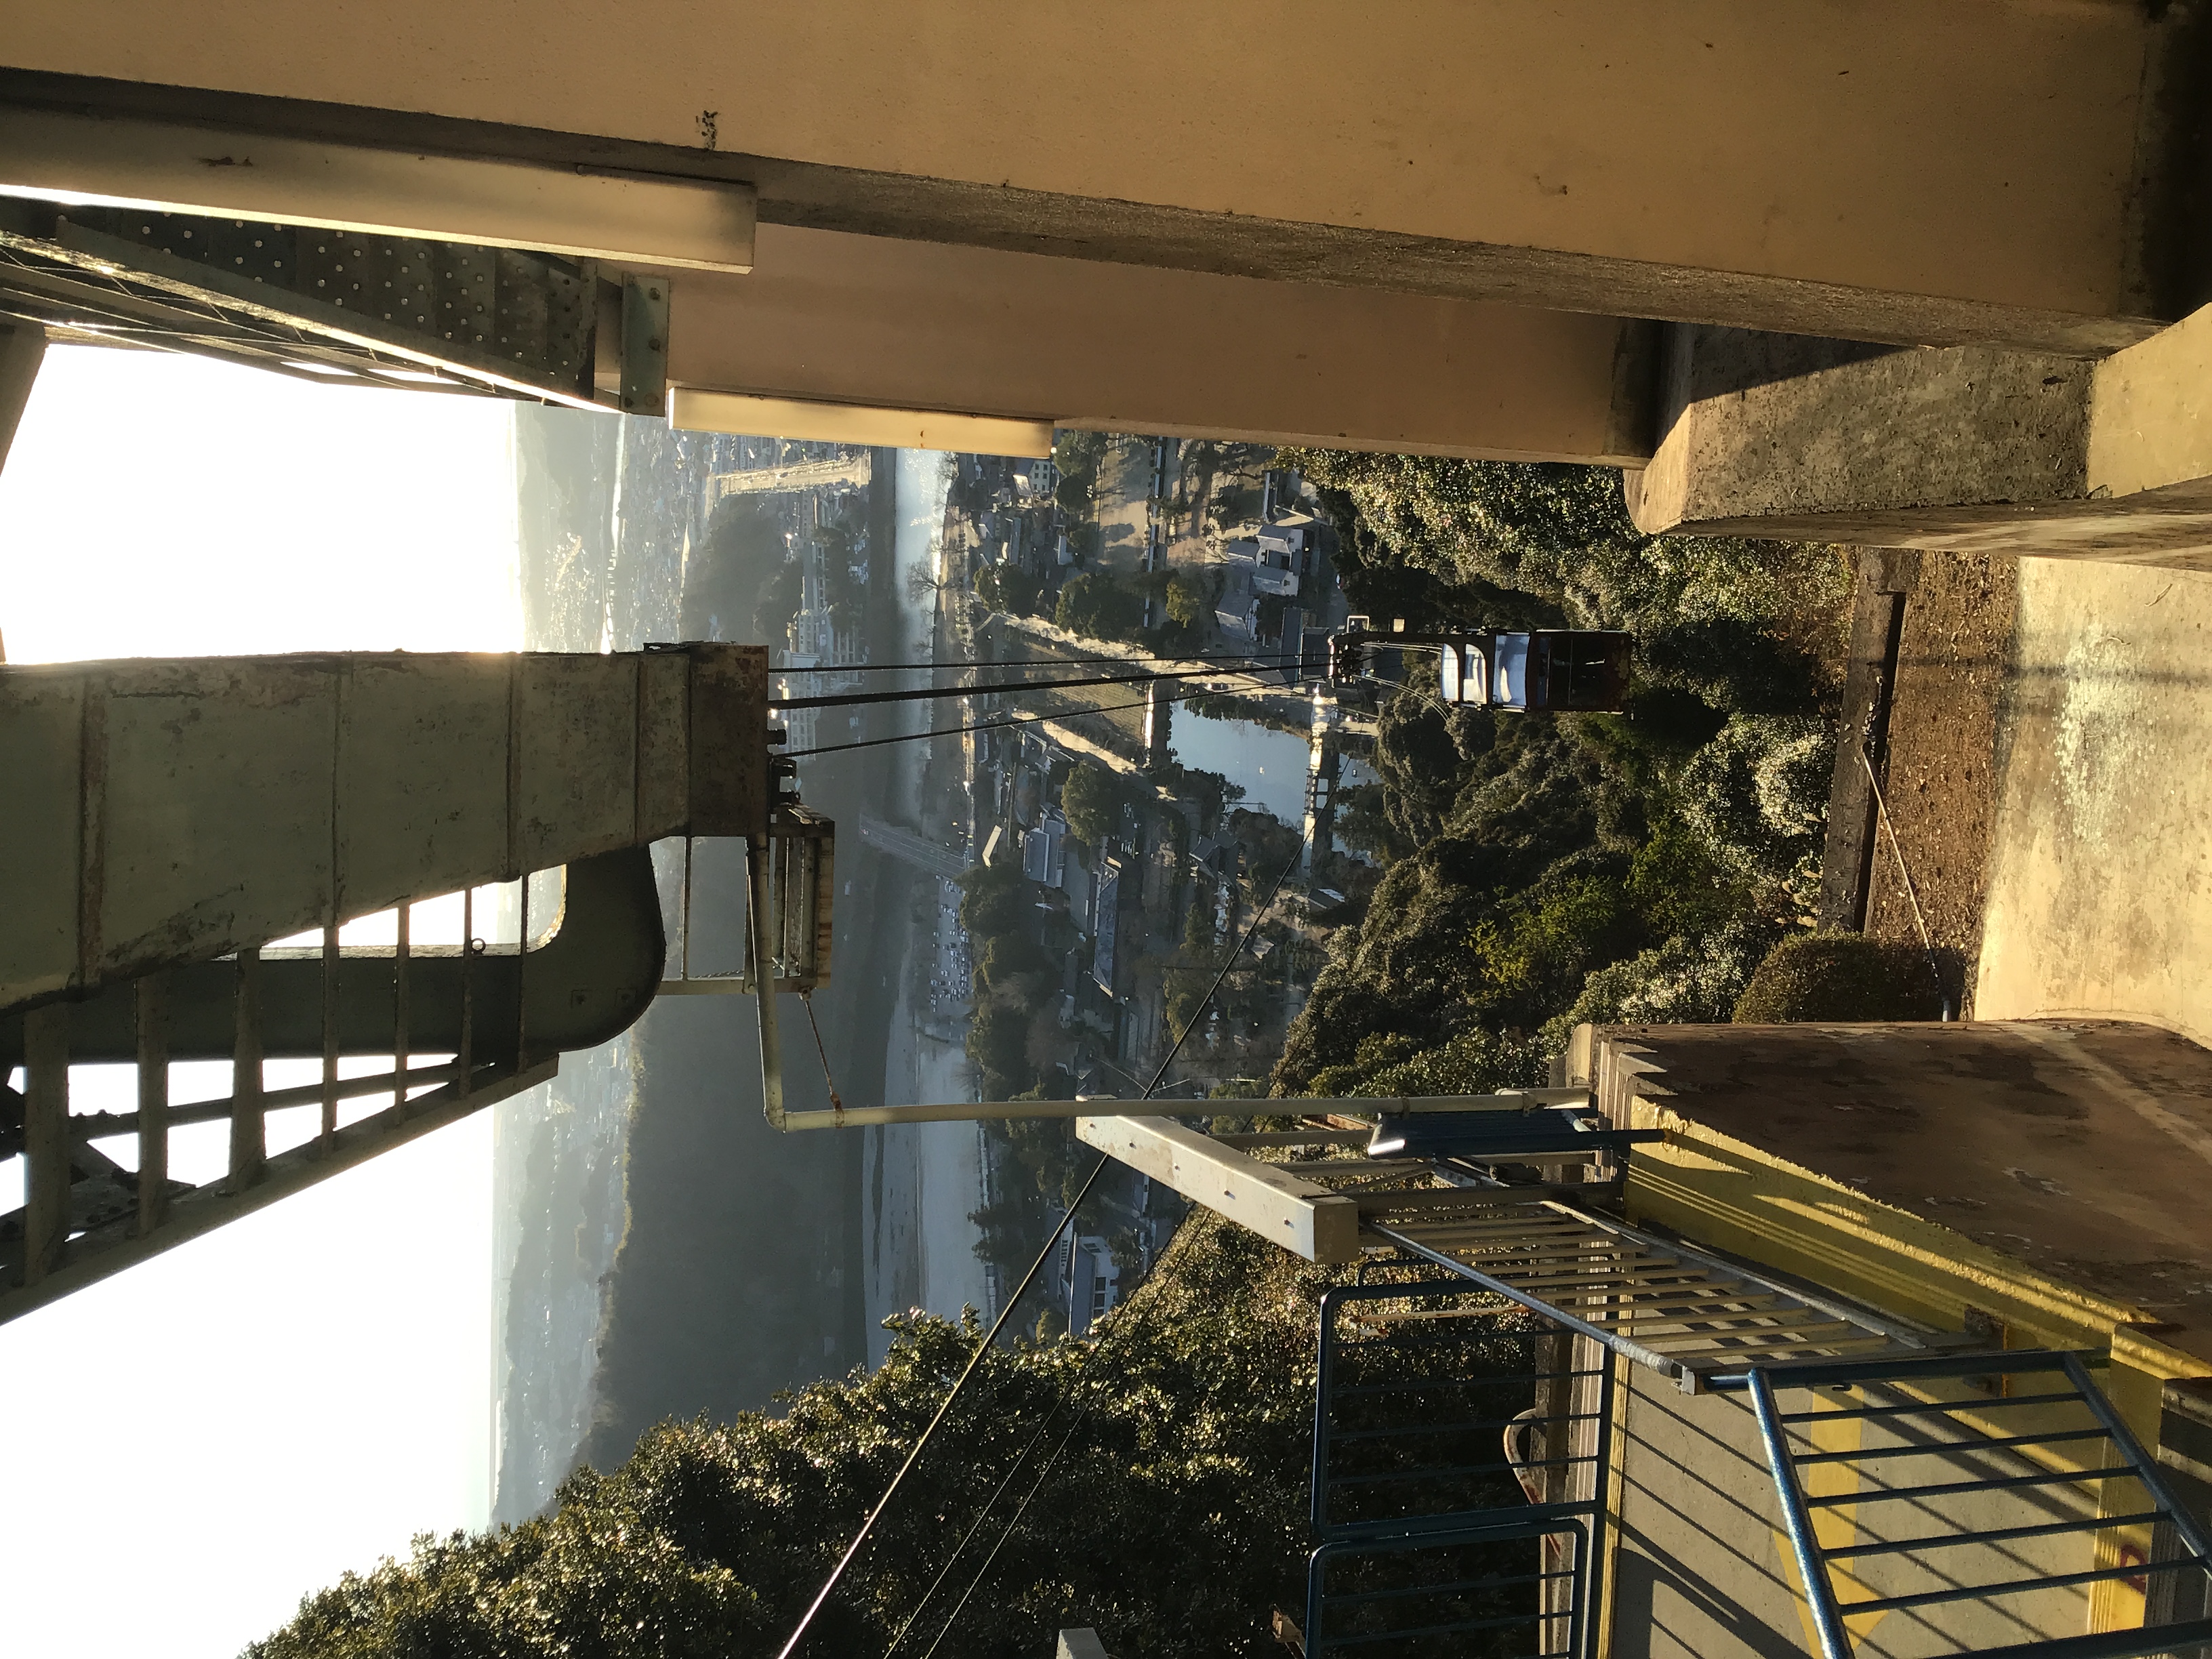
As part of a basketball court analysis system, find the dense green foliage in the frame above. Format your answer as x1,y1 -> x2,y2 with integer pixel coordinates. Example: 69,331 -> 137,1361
1732,933 -> 1944,1023
975,561 -> 1042,617
250,1215 -> 1385,1659
1274,451 -> 1852,1098
1053,571 -> 1146,640
1059,760 -> 1142,847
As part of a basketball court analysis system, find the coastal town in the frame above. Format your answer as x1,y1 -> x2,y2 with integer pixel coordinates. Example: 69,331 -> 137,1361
713,432 -> 1387,1330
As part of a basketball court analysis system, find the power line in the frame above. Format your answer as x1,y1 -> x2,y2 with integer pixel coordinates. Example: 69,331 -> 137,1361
781,680 -> 1246,760
823,648 -> 1298,674
769,661 -> 1287,712
772,832 -> 1308,1659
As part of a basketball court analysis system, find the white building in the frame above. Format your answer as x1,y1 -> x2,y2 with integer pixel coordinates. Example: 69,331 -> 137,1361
1065,1234 -> 1122,1336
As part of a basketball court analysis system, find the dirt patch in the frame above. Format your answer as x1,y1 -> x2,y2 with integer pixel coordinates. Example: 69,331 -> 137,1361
1862,551 -> 2018,1014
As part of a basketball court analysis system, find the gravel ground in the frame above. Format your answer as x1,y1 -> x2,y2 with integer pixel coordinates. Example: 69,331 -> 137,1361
1860,552 -> 2019,1015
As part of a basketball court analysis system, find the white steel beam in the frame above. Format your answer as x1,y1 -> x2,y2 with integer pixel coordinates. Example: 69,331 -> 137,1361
1076,1114 -> 1362,1265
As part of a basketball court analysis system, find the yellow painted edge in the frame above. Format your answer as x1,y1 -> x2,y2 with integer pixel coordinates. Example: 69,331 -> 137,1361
1625,1099 -> 2212,1385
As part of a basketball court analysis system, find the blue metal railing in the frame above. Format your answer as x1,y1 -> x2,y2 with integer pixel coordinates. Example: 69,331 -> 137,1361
1307,1279 -> 1614,1659
1717,1349 -> 2212,1659
1305,1518 -> 1592,1659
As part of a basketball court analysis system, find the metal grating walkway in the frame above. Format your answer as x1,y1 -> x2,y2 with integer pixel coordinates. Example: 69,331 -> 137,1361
1361,1197 -> 1948,1392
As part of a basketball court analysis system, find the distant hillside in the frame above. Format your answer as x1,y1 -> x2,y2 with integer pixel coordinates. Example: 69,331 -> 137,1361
513,405 -> 617,650
580,991 -> 863,1471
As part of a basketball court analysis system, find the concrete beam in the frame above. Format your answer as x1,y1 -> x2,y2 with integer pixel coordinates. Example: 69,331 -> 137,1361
0,645 -> 765,1011
1076,1114 -> 1362,1265
0,104 -> 756,272
668,224 -> 1658,464
1624,306 -> 2212,567
4,0 -> 2202,352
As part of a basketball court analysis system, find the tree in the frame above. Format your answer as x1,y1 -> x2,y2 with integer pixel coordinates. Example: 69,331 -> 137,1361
1052,573 -> 1145,642
975,563 -> 1042,617
1269,449 -> 1851,1103
1164,571 -> 1210,627
956,859 -> 1031,939
1060,762 -> 1132,847
249,1213 -> 1463,1659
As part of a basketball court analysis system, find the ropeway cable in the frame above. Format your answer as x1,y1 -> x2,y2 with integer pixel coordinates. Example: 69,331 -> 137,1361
878,1401 -> 1071,1658
780,680 -> 1263,760
811,648 -> 1300,673
913,1407 -> 1091,1659
769,660 -> 1292,712
771,832 -> 1308,1659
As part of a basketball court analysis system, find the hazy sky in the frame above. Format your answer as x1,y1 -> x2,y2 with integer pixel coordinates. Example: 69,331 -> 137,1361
0,346 -> 523,1657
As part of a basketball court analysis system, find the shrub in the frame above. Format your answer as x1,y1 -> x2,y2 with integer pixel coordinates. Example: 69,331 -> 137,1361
1732,933 -> 1944,1023
1677,714 -> 1834,880
1542,916 -> 1778,1051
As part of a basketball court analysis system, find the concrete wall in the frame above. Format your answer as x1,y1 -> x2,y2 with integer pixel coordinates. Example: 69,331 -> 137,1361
1624,313 -> 2212,565
0,645 -> 766,1010
3,1 -> 2193,350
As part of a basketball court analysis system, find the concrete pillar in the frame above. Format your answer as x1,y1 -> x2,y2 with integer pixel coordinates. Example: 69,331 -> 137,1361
1626,304 -> 2212,568
0,322 -> 44,480
6,0 -> 2205,352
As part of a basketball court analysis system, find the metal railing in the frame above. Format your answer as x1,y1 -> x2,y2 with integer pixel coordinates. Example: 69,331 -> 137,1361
1307,1277 -> 1614,1659
1716,1350 -> 2212,1659
1,848 -> 663,1323
1361,1197 -> 1948,1393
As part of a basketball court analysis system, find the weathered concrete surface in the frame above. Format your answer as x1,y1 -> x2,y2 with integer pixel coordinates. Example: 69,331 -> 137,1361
1977,561 -> 2212,1047
4,1 -> 2203,352
0,644 -> 766,1010
1583,1020 -> 2212,1375
1624,327 -> 2092,543
1626,308 -> 2212,565
673,222 -> 1662,465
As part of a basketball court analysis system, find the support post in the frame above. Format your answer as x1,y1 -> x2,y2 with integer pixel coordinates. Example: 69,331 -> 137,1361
457,887 -> 474,1098
21,1002 -> 69,1284
392,901 -> 410,1120
135,973 -> 167,1234
228,947 -> 264,1189
1076,1114 -> 1363,1265
747,835 -> 788,1130
320,921 -> 340,1149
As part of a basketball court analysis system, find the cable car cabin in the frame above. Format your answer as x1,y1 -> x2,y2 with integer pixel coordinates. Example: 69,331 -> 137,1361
1440,630 -> 1632,712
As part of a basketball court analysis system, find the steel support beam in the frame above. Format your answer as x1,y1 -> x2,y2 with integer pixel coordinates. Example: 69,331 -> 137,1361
1076,1114 -> 1362,1265
0,1057 -> 554,1326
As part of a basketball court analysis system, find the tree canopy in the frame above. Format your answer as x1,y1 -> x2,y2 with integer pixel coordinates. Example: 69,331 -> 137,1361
1059,762 -> 1138,847
1273,449 -> 1851,1099
249,1215 -> 1364,1659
